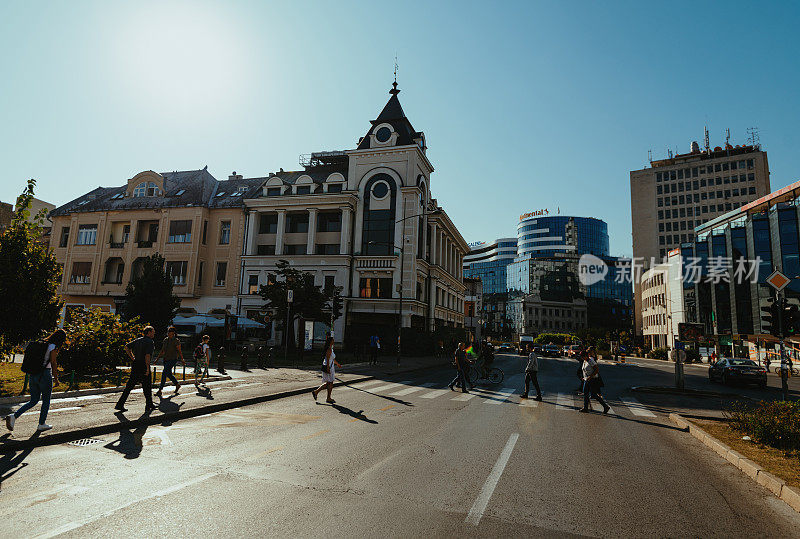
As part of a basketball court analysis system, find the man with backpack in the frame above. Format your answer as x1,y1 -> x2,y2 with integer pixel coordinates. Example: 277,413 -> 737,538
155,326 -> 185,397
369,333 -> 380,366
115,326 -> 156,413
5,329 -> 66,433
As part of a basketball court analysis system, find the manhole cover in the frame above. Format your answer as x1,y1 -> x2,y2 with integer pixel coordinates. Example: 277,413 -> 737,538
67,438 -> 105,447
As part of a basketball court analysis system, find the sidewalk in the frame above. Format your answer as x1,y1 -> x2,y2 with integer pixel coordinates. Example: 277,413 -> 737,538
0,356 -> 449,452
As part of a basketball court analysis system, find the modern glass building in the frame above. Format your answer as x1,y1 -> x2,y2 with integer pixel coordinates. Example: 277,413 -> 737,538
517,215 -> 609,258
678,179 -> 800,350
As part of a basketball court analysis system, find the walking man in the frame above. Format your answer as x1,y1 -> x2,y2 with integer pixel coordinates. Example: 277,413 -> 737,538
155,326 -> 185,397
520,347 -> 542,400
194,335 -> 211,386
115,325 -> 156,413
579,351 -> 609,414
448,343 -> 472,393
369,333 -> 380,365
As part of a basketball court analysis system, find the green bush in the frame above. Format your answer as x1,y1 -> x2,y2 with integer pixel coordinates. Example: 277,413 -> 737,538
59,308 -> 145,375
648,347 -> 668,360
728,401 -> 800,452
533,333 -> 578,346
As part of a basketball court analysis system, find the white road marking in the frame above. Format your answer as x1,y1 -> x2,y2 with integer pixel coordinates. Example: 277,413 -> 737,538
621,397 -> 656,417
391,382 -> 436,396
370,382 -> 409,393
47,406 -> 82,413
54,394 -> 104,403
519,398 -> 538,407
556,393 -> 576,410
465,433 -> 519,526
452,392 -> 477,401
34,473 -> 217,539
486,387 -> 516,404
420,389 -> 448,399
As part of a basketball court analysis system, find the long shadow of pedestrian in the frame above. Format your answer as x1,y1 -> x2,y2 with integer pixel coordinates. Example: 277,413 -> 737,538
106,411 -> 151,459
0,433 -> 39,491
316,402 -> 378,424
156,395 -> 184,427
336,379 -> 413,407
195,384 -> 213,400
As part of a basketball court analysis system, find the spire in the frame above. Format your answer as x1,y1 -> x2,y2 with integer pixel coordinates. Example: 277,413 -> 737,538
390,56 -> 400,95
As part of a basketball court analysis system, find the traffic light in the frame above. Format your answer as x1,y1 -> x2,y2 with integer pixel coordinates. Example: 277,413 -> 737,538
761,298 -> 779,336
785,304 -> 800,337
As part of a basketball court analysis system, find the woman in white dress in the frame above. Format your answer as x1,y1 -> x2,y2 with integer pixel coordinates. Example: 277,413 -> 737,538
312,336 -> 341,404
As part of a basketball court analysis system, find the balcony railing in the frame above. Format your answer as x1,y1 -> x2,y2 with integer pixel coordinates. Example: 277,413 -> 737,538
137,240 -> 154,248
109,241 -> 125,249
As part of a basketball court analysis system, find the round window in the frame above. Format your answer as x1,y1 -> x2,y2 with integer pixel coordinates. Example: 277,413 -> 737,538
371,181 -> 389,199
375,126 -> 392,143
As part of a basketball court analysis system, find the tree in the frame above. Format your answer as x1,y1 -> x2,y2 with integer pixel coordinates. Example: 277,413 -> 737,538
59,308 -> 145,375
259,259 -> 342,349
0,179 -> 62,357
122,253 -> 180,339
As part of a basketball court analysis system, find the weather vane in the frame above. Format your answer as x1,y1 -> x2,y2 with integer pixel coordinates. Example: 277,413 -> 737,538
394,55 -> 398,85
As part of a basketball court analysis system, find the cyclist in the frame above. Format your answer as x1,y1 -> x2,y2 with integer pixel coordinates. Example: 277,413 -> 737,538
479,342 -> 494,378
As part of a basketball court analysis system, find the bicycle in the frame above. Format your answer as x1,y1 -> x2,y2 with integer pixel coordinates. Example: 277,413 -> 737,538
773,365 -> 799,376
468,359 -> 504,385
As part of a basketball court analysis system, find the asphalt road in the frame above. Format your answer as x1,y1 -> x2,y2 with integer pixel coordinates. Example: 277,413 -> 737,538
2,353 -> 799,538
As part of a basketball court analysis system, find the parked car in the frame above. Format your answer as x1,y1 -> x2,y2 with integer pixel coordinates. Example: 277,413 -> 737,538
519,336 -> 534,356
542,344 -> 561,357
565,345 -> 581,358
708,358 -> 767,389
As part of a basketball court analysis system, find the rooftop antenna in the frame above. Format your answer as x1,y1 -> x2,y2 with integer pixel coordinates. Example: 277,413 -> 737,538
647,149 -> 653,163
747,127 -> 761,149
667,148 -> 673,159
704,125 -> 710,154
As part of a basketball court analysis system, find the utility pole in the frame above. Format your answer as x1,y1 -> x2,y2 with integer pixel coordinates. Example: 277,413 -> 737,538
778,291 -> 790,401
286,289 -> 293,366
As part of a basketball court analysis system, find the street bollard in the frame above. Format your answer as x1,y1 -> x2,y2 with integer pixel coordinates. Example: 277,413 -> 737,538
69,370 -> 77,391
117,369 -> 123,387
240,346 -> 249,371
217,347 -> 227,374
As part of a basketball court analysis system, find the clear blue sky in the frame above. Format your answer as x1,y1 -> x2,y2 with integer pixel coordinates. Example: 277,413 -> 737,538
2,1 -> 799,256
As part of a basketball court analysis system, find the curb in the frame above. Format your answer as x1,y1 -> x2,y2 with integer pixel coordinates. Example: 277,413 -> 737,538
669,412 -> 800,513
0,361 -> 449,453
0,375 -> 232,406
632,386 -> 754,400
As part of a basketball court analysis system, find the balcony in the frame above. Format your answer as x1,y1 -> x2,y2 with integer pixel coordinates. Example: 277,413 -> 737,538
109,241 -> 126,249
137,240 -> 154,248
356,257 -> 395,269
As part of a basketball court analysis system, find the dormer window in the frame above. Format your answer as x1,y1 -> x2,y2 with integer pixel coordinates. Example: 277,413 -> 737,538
296,186 -> 311,195
133,182 -> 160,198
266,187 -> 281,197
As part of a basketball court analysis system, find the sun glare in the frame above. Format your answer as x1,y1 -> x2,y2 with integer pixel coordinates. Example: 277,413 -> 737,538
112,3 -> 251,117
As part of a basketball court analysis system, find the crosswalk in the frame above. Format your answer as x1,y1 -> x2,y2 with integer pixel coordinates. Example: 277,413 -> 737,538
344,379 -> 660,418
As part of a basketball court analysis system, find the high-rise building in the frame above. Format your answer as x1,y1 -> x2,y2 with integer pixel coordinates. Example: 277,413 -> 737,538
630,137 -> 770,336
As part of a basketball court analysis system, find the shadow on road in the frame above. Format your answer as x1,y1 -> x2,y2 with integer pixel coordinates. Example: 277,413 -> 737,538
315,402 -> 378,424
106,410 -> 151,459
0,433 -> 38,490
336,378 -> 414,407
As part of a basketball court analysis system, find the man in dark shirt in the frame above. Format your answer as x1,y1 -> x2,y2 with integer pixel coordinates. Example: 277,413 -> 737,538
115,326 -> 156,413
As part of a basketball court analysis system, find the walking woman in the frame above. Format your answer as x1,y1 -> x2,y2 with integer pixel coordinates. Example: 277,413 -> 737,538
312,336 -> 341,404
5,329 -> 66,432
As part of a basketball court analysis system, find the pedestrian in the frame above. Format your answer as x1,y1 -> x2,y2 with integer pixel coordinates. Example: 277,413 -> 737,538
579,351 -> 609,414
312,336 -> 341,403
520,347 -> 542,401
115,326 -> 156,413
5,329 -> 66,433
575,348 -> 585,394
194,335 -> 211,386
448,343 -> 472,393
369,333 -> 380,365
155,326 -> 185,397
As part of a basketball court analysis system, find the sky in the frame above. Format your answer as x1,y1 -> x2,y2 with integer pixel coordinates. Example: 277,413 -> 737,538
1,0 -> 799,256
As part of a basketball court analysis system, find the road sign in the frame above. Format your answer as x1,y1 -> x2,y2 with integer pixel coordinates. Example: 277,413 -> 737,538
766,270 -> 790,292
287,289 -> 294,303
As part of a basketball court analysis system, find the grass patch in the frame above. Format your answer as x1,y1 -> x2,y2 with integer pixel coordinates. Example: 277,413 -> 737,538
696,418 -> 800,489
0,363 -> 132,397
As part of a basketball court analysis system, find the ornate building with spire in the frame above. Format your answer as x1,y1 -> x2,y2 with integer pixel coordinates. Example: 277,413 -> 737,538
238,84 -> 469,348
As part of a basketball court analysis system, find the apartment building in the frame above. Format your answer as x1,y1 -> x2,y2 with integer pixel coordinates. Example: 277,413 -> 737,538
237,83 -> 469,344
49,168 -> 260,320
631,138 -> 770,336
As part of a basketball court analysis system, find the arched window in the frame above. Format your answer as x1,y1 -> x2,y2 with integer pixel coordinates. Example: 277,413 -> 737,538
133,182 -> 160,198
361,174 -> 397,255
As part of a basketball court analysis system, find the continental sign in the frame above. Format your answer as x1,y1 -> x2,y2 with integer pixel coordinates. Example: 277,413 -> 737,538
520,208 -> 550,220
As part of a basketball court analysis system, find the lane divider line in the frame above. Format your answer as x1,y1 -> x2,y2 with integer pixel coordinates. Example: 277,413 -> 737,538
379,405 -> 395,411
465,433 -> 519,526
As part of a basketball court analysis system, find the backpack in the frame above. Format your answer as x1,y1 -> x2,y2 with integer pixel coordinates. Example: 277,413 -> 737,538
194,344 -> 205,361
22,340 -> 49,375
